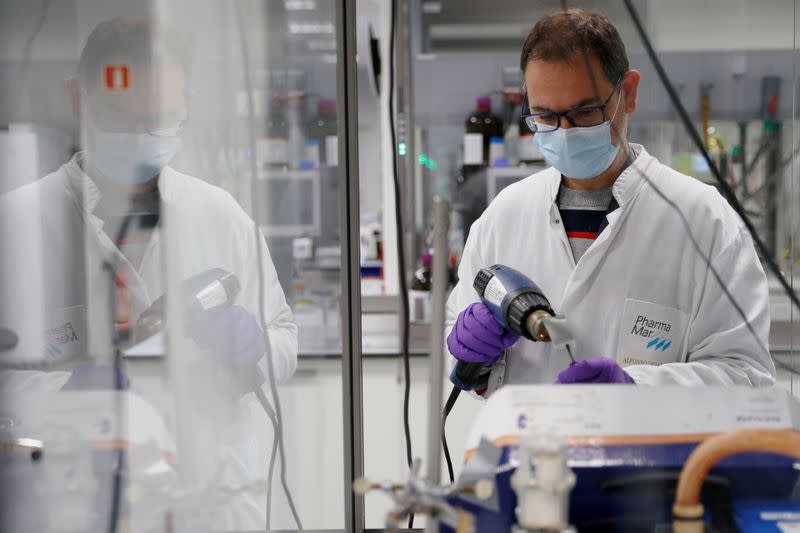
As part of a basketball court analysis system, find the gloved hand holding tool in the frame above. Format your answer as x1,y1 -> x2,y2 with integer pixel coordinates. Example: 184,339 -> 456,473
191,304 -> 267,390
448,265 -> 574,391
448,302 -> 520,367
136,268 -> 267,394
555,357 -> 634,384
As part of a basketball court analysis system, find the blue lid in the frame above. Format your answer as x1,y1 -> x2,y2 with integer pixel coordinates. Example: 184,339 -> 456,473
490,136 -> 504,144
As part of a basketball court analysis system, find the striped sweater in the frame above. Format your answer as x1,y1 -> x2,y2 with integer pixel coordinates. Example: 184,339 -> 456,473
557,184 -> 614,263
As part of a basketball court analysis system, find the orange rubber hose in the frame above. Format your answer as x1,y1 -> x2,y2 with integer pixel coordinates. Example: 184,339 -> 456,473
673,429 -> 800,519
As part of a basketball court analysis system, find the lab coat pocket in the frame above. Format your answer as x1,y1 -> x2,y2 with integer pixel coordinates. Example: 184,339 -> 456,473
616,298 -> 689,368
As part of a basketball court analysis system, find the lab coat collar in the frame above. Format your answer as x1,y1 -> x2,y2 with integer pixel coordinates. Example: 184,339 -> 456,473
64,152 -> 102,217
546,142 -> 653,209
64,152 -> 178,220
611,143 -> 652,207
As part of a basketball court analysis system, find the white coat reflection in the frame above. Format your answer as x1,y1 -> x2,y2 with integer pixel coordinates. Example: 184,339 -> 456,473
0,16 -> 298,532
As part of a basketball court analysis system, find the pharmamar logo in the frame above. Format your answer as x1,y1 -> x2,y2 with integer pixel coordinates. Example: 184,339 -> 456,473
646,336 -> 671,352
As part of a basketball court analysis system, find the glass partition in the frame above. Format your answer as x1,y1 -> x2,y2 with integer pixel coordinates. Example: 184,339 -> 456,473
0,0 -> 346,530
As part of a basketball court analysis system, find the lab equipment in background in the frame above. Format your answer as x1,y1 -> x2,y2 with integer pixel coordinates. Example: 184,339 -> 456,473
259,98 -> 290,170
305,139 -> 321,169
308,98 -> 338,167
287,92 -> 307,171
359,217 -> 385,296
255,163 -> 340,305
290,241 -> 342,353
488,136 -> 505,167
498,67 -> 525,167
409,252 -> 433,323
0,123 -> 69,194
462,97 -> 503,178
454,165 -> 541,238
440,385 -> 800,532
517,115 -> 543,165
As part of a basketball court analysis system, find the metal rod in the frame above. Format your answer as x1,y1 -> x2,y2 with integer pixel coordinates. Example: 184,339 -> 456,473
426,197 -> 450,484
336,0 -> 365,530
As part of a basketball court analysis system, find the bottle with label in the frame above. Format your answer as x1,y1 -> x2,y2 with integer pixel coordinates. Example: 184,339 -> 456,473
286,91 -> 307,170
504,120 -> 520,167
308,99 -> 338,167
489,136 -> 506,167
409,252 -> 433,322
462,97 -> 504,178
518,115 -> 543,165
258,98 -> 289,169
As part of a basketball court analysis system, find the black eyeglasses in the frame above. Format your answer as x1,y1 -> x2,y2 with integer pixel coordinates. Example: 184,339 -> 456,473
521,84 -> 621,133
87,102 -> 187,138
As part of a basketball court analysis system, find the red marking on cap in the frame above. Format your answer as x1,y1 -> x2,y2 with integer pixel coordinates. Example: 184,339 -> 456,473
104,65 -> 130,91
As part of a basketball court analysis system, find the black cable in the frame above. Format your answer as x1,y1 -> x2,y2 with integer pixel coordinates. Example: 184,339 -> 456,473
233,2 -> 303,530
442,386 -> 461,484
387,0 -> 415,514
622,0 -> 800,318
104,213 -> 133,533
256,388 -> 289,531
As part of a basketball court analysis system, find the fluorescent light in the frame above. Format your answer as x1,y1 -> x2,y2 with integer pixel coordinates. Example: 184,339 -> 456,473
288,21 -> 334,34
285,0 -> 316,11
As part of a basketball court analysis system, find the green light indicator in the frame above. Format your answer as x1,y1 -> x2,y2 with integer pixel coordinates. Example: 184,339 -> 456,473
418,153 -> 437,170
398,142 -> 407,156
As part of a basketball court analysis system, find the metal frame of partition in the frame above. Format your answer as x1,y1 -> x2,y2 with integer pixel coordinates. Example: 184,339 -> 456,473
336,0 -> 365,531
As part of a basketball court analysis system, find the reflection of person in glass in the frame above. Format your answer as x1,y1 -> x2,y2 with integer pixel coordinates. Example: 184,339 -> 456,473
0,16 -> 297,530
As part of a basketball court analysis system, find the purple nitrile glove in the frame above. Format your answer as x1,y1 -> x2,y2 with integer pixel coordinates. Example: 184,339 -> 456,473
62,362 -> 130,391
447,302 -> 520,367
191,305 -> 266,368
555,357 -> 635,384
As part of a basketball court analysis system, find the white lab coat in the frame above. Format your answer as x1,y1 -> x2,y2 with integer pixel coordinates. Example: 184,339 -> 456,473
0,153 -> 298,530
446,144 -> 775,389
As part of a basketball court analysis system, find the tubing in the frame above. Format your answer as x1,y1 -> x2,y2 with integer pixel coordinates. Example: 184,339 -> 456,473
673,429 -> 800,520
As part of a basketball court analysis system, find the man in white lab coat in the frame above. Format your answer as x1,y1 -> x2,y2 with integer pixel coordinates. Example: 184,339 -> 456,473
0,17 -> 297,530
446,9 -> 775,392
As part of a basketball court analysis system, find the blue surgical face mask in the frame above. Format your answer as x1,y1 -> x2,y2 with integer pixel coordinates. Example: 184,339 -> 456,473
90,129 -> 182,184
534,92 -> 623,180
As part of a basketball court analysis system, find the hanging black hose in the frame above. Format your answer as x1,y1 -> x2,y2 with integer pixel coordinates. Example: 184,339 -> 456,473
442,386 -> 461,484
387,0 -> 416,527
622,0 -> 800,317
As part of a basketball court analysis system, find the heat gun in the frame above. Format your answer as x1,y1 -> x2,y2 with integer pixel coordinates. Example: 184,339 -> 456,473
136,268 -> 266,392
136,268 -> 241,339
449,264 -> 573,391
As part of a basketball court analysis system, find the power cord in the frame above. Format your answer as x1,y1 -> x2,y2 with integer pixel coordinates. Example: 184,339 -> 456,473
233,2 -> 303,530
442,386 -> 461,484
386,0 -> 416,526
105,213 -> 133,533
